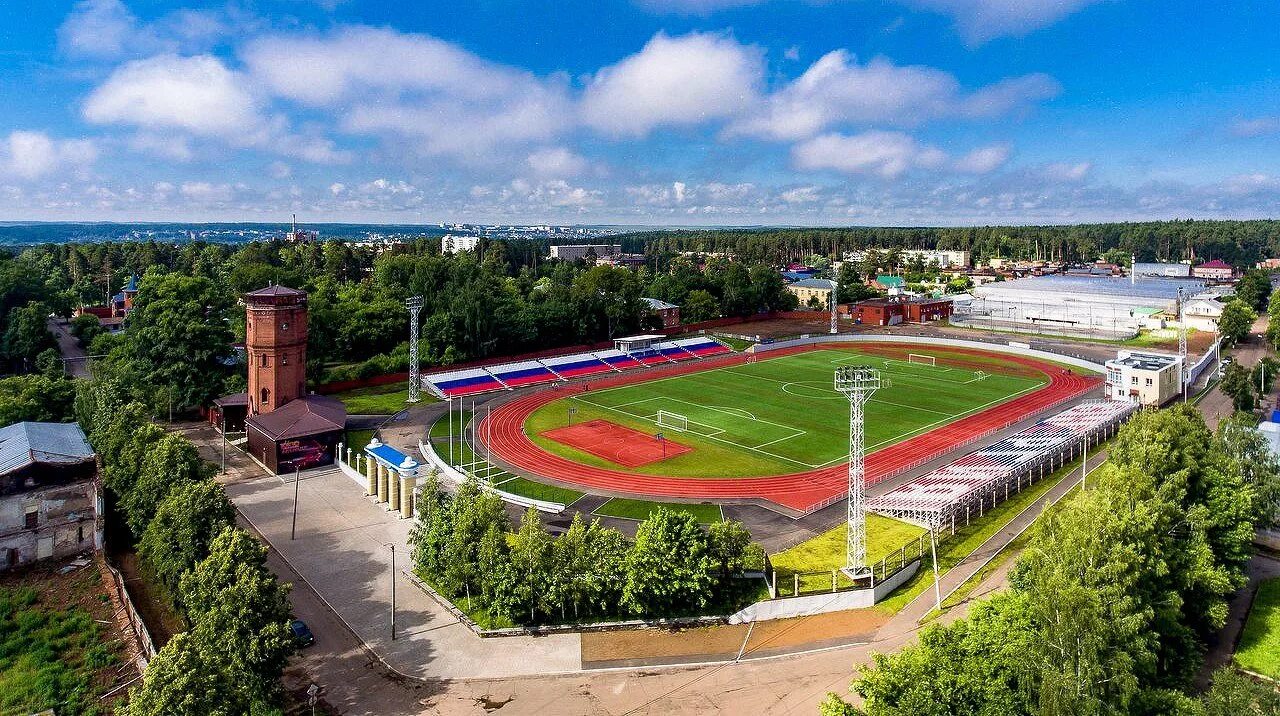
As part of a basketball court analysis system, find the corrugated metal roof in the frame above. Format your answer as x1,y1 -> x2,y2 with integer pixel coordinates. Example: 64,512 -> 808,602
0,422 -> 94,477
790,278 -> 836,289
642,297 -> 679,310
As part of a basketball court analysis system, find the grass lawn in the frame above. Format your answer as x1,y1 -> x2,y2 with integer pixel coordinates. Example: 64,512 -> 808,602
429,409 -> 472,440
0,564 -> 128,716
491,475 -> 584,505
1236,576 -> 1280,679
526,346 -> 1045,478
593,497 -> 723,523
329,383 -> 424,415
345,428 -> 375,451
713,335 -> 756,351
769,514 -> 926,596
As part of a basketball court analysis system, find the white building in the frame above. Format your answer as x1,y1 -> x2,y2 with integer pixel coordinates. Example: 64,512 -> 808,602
0,423 -> 101,571
549,244 -> 622,261
844,248 -> 971,269
1181,296 -> 1225,332
1105,350 -> 1183,406
441,235 -> 480,254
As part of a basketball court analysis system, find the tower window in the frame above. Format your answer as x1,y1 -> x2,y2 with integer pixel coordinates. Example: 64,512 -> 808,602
281,322 -> 289,330
261,387 -> 270,405
281,354 -> 288,365
260,354 -> 269,367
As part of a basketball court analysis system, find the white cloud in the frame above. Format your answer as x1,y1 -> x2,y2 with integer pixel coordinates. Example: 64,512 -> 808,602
581,32 -> 763,137
268,161 -> 292,179
526,147 -> 588,177
1229,117 -> 1280,138
954,144 -> 1010,174
58,0 -> 244,60
84,54 -> 261,138
729,50 -> 1058,141
792,131 -> 947,178
329,182 -> 346,196
1043,161 -> 1092,181
1,131 -> 98,179
673,181 -> 687,203
902,0 -> 1102,43
179,181 -> 235,202
631,0 -> 763,14
781,185 -> 822,203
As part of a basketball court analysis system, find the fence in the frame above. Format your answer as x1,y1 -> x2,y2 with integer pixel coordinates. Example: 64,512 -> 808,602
96,554 -> 157,667
764,533 -> 928,599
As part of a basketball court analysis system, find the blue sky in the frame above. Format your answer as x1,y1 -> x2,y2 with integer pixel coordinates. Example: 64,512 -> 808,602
1,0 -> 1279,225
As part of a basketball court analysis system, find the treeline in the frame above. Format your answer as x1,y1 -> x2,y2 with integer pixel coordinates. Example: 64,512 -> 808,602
821,405 -> 1280,715
630,219 -> 1280,269
76,380 -> 295,715
410,475 -> 763,626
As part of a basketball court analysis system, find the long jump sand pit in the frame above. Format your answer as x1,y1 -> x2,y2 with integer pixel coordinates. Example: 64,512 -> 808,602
541,419 -> 692,467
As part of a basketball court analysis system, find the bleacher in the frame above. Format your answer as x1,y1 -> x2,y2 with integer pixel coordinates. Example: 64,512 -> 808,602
486,360 -> 559,388
594,349 -> 642,370
654,340 -> 697,361
424,367 -> 506,398
673,337 -> 732,358
541,353 -> 613,379
867,400 -> 1137,527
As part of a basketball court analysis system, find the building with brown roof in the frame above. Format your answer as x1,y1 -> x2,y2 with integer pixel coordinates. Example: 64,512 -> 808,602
851,295 -> 953,326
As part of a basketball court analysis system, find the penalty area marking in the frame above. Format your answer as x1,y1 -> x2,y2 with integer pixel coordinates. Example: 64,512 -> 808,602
780,381 -> 843,400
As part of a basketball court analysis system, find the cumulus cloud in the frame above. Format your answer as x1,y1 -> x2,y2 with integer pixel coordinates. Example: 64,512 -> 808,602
954,143 -> 1011,173
729,51 -> 1058,140
792,131 -> 947,178
526,147 -> 588,177
581,32 -> 763,137
84,54 -> 262,137
902,0 -> 1102,43
242,26 -> 571,162
1,131 -> 97,179
1042,161 -> 1092,181
58,0 -> 245,60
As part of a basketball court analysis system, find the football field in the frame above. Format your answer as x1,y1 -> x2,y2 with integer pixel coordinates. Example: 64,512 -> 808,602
524,347 -> 1046,478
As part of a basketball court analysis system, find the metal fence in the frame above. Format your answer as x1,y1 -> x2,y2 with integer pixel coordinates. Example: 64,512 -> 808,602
763,533 -> 928,599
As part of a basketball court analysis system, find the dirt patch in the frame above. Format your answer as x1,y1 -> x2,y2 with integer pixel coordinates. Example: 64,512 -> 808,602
716,317 -> 840,339
108,549 -> 185,647
542,419 -> 693,467
580,607 -> 889,667
0,555 -> 139,713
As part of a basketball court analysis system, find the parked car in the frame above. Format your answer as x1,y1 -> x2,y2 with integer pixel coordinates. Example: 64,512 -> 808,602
291,619 -> 315,647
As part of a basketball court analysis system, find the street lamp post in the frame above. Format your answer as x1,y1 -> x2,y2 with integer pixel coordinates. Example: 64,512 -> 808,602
291,466 -> 300,540
389,544 -> 397,641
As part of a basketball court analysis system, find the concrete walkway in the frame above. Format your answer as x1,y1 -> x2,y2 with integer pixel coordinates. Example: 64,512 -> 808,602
182,424 -> 582,682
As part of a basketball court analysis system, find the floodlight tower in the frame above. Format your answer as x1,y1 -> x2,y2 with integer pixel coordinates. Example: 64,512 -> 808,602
1177,287 -> 1188,401
835,366 -> 883,577
406,296 -> 424,403
830,277 -> 839,334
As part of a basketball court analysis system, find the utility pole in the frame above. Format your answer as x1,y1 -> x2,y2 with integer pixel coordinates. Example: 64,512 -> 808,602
929,528 -> 941,613
389,544 -> 397,641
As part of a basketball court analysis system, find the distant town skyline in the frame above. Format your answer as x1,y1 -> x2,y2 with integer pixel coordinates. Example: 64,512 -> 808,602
2,0 -> 1279,225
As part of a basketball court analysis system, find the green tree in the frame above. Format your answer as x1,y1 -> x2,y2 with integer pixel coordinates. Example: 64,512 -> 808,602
504,508 -> 553,623
124,632 -> 246,716
179,527 -> 295,703
0,374 -> 75,424
1235,270 -> 1272,311
138,480 -> 237,598
706,520 -> 752,586
1221,362 -> 1256,412
408,471 -> 453,583
1199,667 -> 1280,715
122,433 -> 211,536
1218,299 -> 1258,346
623,508 -> 713,616
1217,413 -> 1280,525
110,273 -> 235,415
681,289 -> 720,323
69,313 -> 102,345
3,300 -> 56,372
443,476 -> 508,599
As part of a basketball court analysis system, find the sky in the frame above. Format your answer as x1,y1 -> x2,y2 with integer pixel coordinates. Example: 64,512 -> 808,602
1,0 -> 1280,226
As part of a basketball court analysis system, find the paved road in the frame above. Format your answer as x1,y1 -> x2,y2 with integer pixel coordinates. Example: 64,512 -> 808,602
47,317 -> 91,378
1198,314 -> 1267,430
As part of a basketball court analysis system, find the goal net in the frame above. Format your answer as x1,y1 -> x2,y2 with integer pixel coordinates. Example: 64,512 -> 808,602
907,353 -> 937,367
655,410 -> 689,432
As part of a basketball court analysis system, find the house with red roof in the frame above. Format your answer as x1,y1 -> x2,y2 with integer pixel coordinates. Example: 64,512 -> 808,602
1192,259 -> 1235,281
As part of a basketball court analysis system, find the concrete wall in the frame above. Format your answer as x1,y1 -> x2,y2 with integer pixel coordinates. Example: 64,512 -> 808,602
727,561 -> 920,624
417,440 -> 567,513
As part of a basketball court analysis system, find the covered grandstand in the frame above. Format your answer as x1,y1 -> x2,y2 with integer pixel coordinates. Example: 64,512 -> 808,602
421,336 -> 734,398
866,400 -> 1137,529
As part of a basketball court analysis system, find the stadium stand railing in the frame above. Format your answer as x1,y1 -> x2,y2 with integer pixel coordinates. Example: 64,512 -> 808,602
423,367 -> 506,398
540,353 -> 613,379
594,348 -> 643,370
866,399 -> 1137,529
672,336 -> 733,358
485,359 -> 559,389
653,340 -> 697,361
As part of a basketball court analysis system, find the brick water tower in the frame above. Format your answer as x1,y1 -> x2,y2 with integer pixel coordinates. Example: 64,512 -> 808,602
245,285 -> 308,415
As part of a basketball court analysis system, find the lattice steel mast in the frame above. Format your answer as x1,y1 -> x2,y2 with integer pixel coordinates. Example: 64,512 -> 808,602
835,367 -> 883,577
406,296 -> 423,403
1177,287 -> 1188,401
830,275 -> 839,334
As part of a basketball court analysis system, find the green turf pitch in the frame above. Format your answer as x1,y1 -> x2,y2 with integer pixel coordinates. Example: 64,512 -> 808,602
526,347 -> 1045,478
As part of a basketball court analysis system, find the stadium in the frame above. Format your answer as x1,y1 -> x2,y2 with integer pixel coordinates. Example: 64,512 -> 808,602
420,334 -> 1106,517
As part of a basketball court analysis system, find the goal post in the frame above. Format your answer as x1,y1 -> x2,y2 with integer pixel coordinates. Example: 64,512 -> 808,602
655,410 -> 689,432
907,353 -> 937,367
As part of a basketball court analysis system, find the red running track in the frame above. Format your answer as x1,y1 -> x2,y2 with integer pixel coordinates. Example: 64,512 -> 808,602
477,343 -> 1102,513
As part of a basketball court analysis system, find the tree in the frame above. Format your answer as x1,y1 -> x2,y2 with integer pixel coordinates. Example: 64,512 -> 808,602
623,508 -> 713,616
124,632 -> 246,716
706,520 -> 752,585
0,374 -> 75,424
1217,413 -> 1280,526
1235,270 -> 1272,311
179,527 -> 295,703
681,289 -> 719,323
69,313 -> 102,345
1218,299 -> 1258,346
443,476 -> 508,599
3,300 -> 56,372
138,480 -> 237,597
409,471 -> 453,582
1221,362 -> 1256,412
504,508 -> 553,623
109,273 -> 235,415
1199,668 -> 1280,715
122,433 -> 211,536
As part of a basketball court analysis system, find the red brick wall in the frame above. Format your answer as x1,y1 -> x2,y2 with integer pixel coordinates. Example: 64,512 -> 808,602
246,297 -> 308,414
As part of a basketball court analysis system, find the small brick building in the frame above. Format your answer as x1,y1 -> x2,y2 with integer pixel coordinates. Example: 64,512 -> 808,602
642,297 -> 681,329
852,295 -> 954,326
